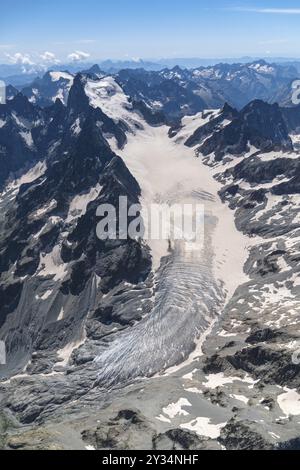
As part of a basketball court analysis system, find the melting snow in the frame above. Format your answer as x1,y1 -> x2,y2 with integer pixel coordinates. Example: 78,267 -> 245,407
38,245 -> 68,282
57,334 -> 86,366
31,199 -> 57,220
174,109 -> 220,143
183,369 -> 198,381
57,307 -> 65,321
19,131 -> 34,148
162,398 -> 192,419
66,184 -> 102,222
0,161 -> 47,202
17,161 -> 46,186
204,372 -> 258,390
156,414 -> 171,424
277,388 -> 300,416
71,117 -> 81,136
180,417 -> 227,439
184,387 -> 203,395
40,290 -> 53,300
230,394 -> 249,404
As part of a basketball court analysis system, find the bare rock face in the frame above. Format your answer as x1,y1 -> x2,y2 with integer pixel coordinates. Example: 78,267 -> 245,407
154,429 -> 220,451
81,409 -> 221,451
219,419 -> 275,450
82,410 -> 156,450
1,65 -> 300,450
6,429 -> 64,451
198,100 -> 293,160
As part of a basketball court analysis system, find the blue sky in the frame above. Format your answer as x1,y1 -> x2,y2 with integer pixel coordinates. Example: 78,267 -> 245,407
1,0 -> 300,63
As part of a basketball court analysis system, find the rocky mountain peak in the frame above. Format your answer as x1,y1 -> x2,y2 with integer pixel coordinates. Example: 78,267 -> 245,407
9,92 -> 37,117
197,99 -> 293,160
67,74 -> 90,117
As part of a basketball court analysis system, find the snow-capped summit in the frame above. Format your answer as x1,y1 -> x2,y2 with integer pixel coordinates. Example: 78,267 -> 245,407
22,70 -> 74,106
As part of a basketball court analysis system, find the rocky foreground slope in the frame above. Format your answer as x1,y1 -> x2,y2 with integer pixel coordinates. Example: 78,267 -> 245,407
0,70 -> 300,450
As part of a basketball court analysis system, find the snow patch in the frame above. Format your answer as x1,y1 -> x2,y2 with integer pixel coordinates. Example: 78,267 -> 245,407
19,130 -> 34,148
156,415 -> 171,424
57,307 -> 65,321
38,244 -> 68,282
57,335 -> 86,366
162,398 -> 192,419
40,290 -> 52,300
71,117 -> 81,136
66,184 -> 102,222
17,161 -> 46,186
31,199 -> 57,220
180,418 -> 227,439
277,388 -> 300,416
174,109 -> 220,143
184,387 -> 203,395
204,372 -> 258,390
85,76 -> 143,130
230,394 -> 249,404
49,71 -> 74,82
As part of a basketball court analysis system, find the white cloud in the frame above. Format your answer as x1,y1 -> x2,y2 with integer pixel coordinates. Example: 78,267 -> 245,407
6,52 -> 35,65
67,50 -> 90,62
40,51 -> 60,64
231,7 -> 300,14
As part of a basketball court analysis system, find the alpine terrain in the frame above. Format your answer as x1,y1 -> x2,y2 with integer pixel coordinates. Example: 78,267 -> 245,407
0,61 -> 300,451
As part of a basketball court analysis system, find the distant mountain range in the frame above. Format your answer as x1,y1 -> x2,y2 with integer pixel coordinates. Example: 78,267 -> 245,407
1,59 -> 300,450
4,60 -> 299,121
1,57 -> 300,86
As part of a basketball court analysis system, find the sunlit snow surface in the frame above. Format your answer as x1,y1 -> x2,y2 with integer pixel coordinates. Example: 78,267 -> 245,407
85,76 -> 143,131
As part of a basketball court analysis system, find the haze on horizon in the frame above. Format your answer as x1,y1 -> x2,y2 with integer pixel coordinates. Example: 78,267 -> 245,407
1,0 -> 300,66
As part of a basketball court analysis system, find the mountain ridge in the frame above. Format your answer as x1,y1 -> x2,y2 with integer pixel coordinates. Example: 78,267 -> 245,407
0,67 -> 300,450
